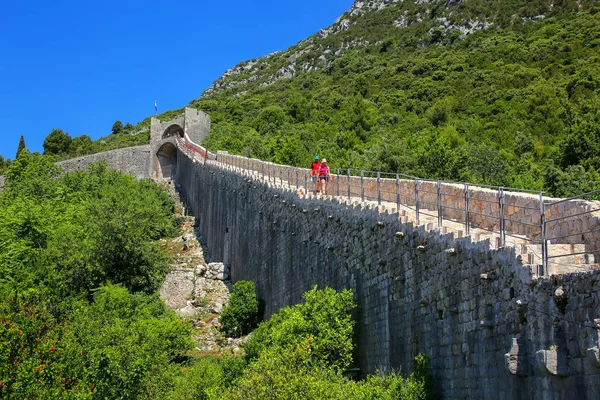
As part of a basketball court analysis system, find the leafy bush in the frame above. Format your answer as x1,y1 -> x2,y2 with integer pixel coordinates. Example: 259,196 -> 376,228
0,300 -> 91,399
243,285 -> 355,371
220,280 -> 259,337
224,286 -> 431,399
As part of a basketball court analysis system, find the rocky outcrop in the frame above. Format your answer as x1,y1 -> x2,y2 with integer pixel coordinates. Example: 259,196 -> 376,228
199,0 -> 498,99
158,180 -> 243,353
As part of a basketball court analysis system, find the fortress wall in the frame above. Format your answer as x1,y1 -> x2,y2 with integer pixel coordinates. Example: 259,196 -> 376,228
57,145 -> 153,178
177,151 -> 600,400
216,153 -> 600,251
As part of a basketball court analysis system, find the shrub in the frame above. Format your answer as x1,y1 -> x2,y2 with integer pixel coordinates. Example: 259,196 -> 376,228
220,281 -> 259,337
243,285 -> 356,371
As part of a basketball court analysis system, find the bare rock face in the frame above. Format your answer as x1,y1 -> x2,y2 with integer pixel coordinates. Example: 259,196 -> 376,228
196,264 -> 207,277
158,179 -> 244,354
160,269 -> 195,310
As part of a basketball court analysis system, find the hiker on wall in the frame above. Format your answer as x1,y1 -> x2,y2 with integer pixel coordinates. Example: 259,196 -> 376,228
311,155 -> 321,194
318,158 -> 331,195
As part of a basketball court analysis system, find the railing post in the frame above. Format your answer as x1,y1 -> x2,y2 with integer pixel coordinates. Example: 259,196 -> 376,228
287,168 -> 290,188
296,169 -> 299,189
336,169 -> 340,197
437,180 -> 442,228
347,169 -> 351,203
395,174 -> 401,216
415,179 -> 420,226
305,172 -> 309,195
279,167 -> 282,186
267,163 -> 271,183
377,172 -> 382,206
499,187 -> 505,247
540,193 -> 547,276
464,183 -> 470,236
261,162 -> 265,182
360,170 -> 365,202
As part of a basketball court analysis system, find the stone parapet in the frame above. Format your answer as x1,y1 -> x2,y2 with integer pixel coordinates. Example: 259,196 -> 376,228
215,153 -> 600,259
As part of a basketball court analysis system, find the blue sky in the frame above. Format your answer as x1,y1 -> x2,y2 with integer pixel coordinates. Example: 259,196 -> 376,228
0,0 -> 353,159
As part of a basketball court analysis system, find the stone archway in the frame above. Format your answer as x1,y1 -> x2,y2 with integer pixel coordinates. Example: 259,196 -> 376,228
162,124 -> 184,139
156,142 -> 178,178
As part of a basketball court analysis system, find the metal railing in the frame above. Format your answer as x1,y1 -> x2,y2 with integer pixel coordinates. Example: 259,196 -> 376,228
543,190 -> 600,270
175,139 -> 600,275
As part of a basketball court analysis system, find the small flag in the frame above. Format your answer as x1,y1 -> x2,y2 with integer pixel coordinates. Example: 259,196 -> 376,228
154,100 -> 158,115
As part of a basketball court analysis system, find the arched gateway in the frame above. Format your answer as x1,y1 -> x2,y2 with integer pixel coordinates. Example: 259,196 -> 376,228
156,142 -> 177,178
150,108 -> 212,178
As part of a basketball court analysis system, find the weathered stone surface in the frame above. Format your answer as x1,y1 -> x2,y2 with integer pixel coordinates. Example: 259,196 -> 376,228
205,262 -> 230,280
160,270 -> 195,310
536,349 -> 569,377
505,338 -> 528,376
170,147 -> 600,400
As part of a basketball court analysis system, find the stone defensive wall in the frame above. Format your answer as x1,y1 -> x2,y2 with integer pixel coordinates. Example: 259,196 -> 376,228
176,150 -> 600,400
57,145 -> 153,178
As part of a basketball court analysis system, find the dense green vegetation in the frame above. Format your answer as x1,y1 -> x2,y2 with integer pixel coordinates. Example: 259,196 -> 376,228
41,123 -> 150,161
0,153 -> 431,398
0,151 -> 185,398
0,155 -> 10,175
193,1 -> 600,196
173,286 -> 432,400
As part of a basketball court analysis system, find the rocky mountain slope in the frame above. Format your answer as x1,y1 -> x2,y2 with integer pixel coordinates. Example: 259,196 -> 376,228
200,0 -> 593,99
190,0 -> 599,197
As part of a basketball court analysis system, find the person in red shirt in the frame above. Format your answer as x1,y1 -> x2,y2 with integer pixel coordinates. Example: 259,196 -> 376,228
310,155 -> 321,194
318,158 -> 331,195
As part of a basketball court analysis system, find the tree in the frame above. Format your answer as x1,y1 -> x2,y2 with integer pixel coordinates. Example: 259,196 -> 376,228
69,135 -> 94,157
112,120 -> 124,134
220,280 -> 260,337
43,129 -> 72,156
124,122 -> 134,132
16,135 -> 26,158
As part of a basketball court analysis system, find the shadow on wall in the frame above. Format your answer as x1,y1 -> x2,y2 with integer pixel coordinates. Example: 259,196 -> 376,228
157,142 -> 177,179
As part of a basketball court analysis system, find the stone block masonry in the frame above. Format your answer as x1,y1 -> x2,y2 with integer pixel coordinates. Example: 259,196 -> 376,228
176,150 -> 600,400
57,145 -> 153,178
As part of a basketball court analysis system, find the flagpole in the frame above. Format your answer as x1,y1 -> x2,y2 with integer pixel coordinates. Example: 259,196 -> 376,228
154,100 -> 158,116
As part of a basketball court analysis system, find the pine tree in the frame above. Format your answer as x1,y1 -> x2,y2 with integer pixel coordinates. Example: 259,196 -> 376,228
16,135 -> 26,158
112,120 -> 124,134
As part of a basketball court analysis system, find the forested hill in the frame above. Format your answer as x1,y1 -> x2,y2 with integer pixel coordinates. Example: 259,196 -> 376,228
189,0 -> 600,197
24,0 -> 600,197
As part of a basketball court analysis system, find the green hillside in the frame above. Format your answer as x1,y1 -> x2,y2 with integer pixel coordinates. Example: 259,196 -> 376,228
191,0 -> 600,196
41,0 -> 600,197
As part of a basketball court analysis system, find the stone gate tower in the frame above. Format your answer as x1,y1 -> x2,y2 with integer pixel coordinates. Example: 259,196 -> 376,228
150,107 -> 211,178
